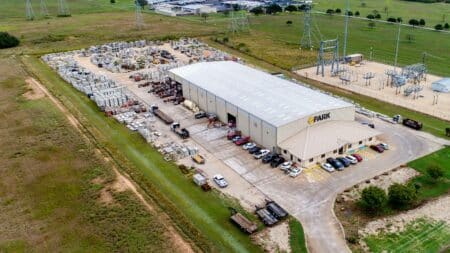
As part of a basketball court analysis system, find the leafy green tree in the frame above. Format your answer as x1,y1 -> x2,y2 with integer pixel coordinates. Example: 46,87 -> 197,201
266,4 -> 282,14
286,20 -> 293,25
232,4 -> 240,11
409,19 -> 419,27
359,186 -> 387,214
445,23 -> 450,29
355,11 -> 360,16
419,18 -> 426,26
375,13 -> 381,19
435,24 -> 444,30
285,5 -> 298,12
110,0 -> 116,3
427,166 -> 444,181
397,17 -> 403,23
136,0 -> 147,9
346,11 -> 353,16
367,14 -> 375,19
0,32 -> 20,49
388,183 -> 417,209
326,9 -> 335,15
200,13 -> 209,22
250,6 -> 264,16
335,8 -> 342,13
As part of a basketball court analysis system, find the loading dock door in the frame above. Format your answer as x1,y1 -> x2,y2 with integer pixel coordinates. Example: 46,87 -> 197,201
227,113 -> 236,124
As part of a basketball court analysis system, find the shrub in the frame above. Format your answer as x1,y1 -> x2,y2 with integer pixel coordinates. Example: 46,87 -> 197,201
359,186 -> 387,214
355,11 -> 360,16
426,166 -> 444,181
346,11 -> 353,16
110,0 -> 115,3
367,14 -> 375,19
326,9 -> 334,15
387,17 -> 397,23
375,13 -> 381,19
397,17 -> 403,23
286,20 -> 293,25
435,24 -> 444,30
335,8 -> 341,13
0,32 -> 20,49
388,183 -> 417,209
445,23 -> 450,29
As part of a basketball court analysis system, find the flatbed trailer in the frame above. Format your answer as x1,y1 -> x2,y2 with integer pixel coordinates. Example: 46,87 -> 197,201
230,212 -> 258,234
151,105 -> 173,124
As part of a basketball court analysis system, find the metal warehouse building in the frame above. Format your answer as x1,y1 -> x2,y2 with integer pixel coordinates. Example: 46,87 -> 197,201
168,61 -> 380,166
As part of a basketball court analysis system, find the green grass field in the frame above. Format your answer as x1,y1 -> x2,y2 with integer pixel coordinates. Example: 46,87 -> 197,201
0,58 -> 183,252
408,146 -> 450,200
364,218 -> 450,253
314,0 -> 450,28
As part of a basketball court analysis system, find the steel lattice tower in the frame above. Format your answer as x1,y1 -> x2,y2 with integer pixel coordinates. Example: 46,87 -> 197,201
300,4 -> 312,49
58,0 -> 70,16
229,11 -> 249,33
135,2 -> 144,30
26,0 -> 35,21
316,39 -> 339,77
40,0 -> 49,17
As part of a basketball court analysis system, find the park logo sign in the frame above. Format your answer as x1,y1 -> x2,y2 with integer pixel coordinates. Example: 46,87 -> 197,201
308,112 -> 331,125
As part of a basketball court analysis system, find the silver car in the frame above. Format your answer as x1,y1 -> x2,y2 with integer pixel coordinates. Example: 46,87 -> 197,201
320,163 -> 335,173
213,174 -> 228,188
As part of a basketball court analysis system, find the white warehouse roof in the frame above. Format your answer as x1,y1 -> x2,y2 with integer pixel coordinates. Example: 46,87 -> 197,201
169,61 -> 353,127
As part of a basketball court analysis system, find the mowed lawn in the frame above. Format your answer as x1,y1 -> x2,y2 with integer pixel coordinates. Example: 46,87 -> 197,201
364,218 -> 450,253
408,146 -> 450,200
314,0 -> 450,29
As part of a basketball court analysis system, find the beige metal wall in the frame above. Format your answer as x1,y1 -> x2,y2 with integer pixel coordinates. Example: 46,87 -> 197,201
215,97 -> 227,123
237,108 -> 250,136
277,106 -> 355,144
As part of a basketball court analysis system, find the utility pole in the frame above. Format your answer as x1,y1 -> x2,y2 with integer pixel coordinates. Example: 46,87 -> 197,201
342,0 -> 350,58
394,22 -> 401,70
26,0 -> 35,20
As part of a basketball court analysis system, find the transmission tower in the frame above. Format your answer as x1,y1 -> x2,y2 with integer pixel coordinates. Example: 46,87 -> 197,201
58,0 -> 70,16
229,11 -> 249,33
40,0 -> 49,17
300,4 -> 312,49
135,2 -> 144,30
342,0 -> 350,58
316,39 -> 339,77
26,0 -> 35,21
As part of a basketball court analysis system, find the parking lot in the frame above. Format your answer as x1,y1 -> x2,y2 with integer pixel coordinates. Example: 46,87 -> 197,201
73,51 -> 444,253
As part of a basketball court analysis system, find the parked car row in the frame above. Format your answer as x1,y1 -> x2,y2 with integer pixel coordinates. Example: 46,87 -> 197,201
320,153 -> 363,172
370,142 -> 389,153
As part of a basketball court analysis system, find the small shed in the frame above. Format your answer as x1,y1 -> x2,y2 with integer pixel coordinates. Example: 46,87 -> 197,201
432,78 -> 450,93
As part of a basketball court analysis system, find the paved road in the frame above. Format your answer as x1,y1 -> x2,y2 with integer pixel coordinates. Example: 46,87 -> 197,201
249,116 -> 443,253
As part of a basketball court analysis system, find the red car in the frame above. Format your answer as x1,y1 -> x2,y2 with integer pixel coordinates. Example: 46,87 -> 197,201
235,136 -> 250,145
370,145 -> 384,153
227,130 -> 241,140
351,153 -> 363,162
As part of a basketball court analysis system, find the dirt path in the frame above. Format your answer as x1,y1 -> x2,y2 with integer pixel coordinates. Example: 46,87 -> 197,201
28,77 -> 195,253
